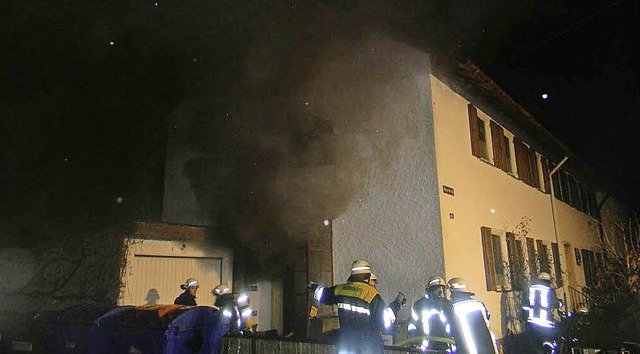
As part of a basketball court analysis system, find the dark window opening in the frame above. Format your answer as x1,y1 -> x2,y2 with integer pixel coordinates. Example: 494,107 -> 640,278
504,136 -> 513,173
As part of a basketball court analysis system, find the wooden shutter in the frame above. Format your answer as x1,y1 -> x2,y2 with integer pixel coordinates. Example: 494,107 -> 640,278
526,237 -> 537,279
552,243 -> 563,287
481,226 -> 497,291
541,157 -> 551,194
506,232 -> 523,290
514,138 -> 530,185
529,149 -> 541,188
537,240 -> 550,273
468,104 -> 482,157
490,121 -> 507,171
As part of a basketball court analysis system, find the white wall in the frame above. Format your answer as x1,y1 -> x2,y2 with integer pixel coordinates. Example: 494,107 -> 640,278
321,34 -> 445,319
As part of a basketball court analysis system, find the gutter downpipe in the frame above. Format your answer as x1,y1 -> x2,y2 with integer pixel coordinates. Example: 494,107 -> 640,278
549,156 -> 569,309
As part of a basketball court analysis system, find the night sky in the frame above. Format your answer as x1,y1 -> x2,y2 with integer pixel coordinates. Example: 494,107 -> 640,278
1,0 -> 638,241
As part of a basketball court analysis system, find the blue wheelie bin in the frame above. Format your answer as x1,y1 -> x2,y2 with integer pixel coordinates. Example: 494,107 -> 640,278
34,303 -> 123,354
96,305 -> 224,354
165,306 -> 221,354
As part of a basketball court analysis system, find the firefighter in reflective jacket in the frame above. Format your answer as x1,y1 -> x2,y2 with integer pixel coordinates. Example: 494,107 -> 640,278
308,259 -> 400,354
448,277 -> 499,354
522,272 -> 559,348
213,284 -> 253,334
408,276 -> 456,352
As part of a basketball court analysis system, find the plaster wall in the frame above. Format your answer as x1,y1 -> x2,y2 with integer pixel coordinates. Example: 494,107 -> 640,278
430,76 -> 599,339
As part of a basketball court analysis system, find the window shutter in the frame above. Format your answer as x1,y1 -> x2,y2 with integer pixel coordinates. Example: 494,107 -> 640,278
526,237 -> 537,279
537,240 -> 550,273
490,121 -> 507,171
514,138 -> 530,185
506,232 -> 523,290
481,226 -> 497,291
529,149 -> 541,188
541,157 -> 551,194
468,104 -> 482,157
551,243 -> 563,287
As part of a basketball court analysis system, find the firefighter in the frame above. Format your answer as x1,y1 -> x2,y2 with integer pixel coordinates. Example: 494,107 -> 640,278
522,272 -> 560,351
448,277 -> 499,354
369,273 -> 378,288
408,276 -> 456,352
236,291 -> 255,333
174,278 -> 198,306
307,259 -> 402,354
213,284 -> 254,334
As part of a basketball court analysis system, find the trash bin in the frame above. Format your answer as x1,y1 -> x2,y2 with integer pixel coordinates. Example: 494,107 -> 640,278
165,306 -> 221,354
34,303 -> 123,354
99,305 -> 224,354
104,305 -> 177,354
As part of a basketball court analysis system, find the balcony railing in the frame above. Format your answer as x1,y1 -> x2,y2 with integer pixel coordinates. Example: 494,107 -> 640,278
568,285 -> 590,313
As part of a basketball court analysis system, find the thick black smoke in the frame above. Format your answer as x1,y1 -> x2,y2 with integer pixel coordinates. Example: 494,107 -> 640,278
175,1 -> 421,274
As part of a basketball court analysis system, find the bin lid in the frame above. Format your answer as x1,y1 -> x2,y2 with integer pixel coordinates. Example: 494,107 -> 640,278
98,305 -> 181,329
168,306 -> 219,331
34,303 -> 117,325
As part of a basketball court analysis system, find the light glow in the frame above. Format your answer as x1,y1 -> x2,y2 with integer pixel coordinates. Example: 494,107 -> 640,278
453,300 -> 498,354
383,307 -> 396,329
241,308 -> 253,318
313,287 -> 324,302
237,294 -> 248,304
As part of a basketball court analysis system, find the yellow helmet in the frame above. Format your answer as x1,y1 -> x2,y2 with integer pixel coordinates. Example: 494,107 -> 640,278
426,276 -> 446,289
351,259 -> 372,275
448,277 -> 471,293
538,272 -> 551,281
180,278 -> 199,290
213,284 -> 231,295
370,273 -> 378,282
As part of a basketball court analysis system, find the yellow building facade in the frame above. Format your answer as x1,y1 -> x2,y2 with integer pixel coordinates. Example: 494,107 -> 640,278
430,73 -> 602,340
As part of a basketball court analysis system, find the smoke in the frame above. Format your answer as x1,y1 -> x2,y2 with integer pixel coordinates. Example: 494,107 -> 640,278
171,1 -> 437,274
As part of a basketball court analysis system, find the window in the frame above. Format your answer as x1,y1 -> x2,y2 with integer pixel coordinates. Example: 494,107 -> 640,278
477,118 -> 488,159
528,150 -> 541,189
541,158 -> 551,194
568,176 -> 581,210
581,249 -> 596,287
551,243 -> 563,287
526,237 -> 537,279
551,162 -> 562,198
579,183 -> 590,215
468,104 -> 488,159
504,136 -> 513,173
481,227 -> 507,291
506,233 -> 525,290
559,172 -> 570,204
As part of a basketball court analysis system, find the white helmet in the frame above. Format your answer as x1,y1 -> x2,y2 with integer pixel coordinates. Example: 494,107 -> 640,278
180,278 -> 199,290
538,272 -> 551,281
351,259 -> 372,275
448,277 -> 472,294
213,284 -> 231,295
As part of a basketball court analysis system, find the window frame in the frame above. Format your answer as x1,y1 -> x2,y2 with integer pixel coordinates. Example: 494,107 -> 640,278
481,227 -> 508,291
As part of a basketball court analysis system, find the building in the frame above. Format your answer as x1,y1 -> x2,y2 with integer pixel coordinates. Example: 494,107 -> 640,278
116,31 -> 629,344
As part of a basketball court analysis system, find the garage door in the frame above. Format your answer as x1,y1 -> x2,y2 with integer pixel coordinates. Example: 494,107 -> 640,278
121,255 -> 222,307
